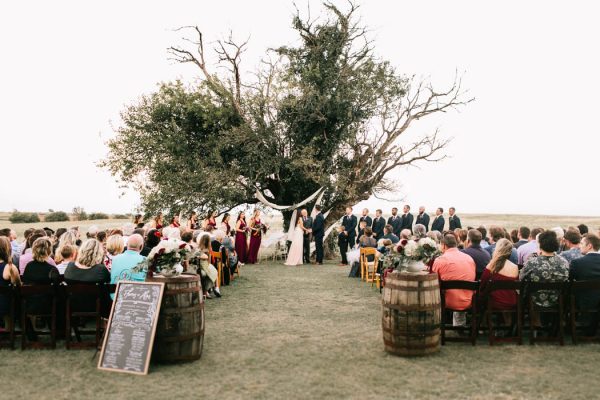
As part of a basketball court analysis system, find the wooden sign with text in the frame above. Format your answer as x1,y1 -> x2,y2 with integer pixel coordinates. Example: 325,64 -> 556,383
98,281 -> 164,375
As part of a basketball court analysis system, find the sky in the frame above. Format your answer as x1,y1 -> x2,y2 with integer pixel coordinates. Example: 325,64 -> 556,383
1,0 -> 599,216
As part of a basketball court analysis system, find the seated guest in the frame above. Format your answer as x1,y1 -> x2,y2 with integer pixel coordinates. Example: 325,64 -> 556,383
486,226 -> 518,265
519,230 -> 569,308
413,224 -> 427,240
54,230 -> 78,264
455,229 -> 468,250
356,220 -> 367,245
570,233 -> 600,335
19,229 -> 56,275
427,230 -> 442,244
86,225 -> 99,239
514,226 -> 530,249
400,229 -> 412,241
432,234 -> 476,326
476,226 -> 490,249
358,227 -> 377,248
211,231 -> 223,252
56,245 -> 77,275
0,237 -> 22,321
23,238 -> 60,285
142,229 -> 161,257
560,228 -> 583,263
64,239 -> 110,284
382,225 -> 399,244
461,229 -> 491,280
197,234 -> 220,298
509,229 -> 519,245
122,223 -> 135,246
479,238 -> 518,310
517,227 -> 544,265
64,239 -> 111,317
105,234 -> 124,271
181,231 -> 194,245
578,224 -> 589,235
110,234 -> 146,291
221,234 -> 240,274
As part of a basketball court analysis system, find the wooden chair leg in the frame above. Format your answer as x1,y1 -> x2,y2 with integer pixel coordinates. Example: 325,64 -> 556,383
558,299 -> 565,346
517,301 -> 523,345
529,301 -> 535,345
487,310 -> 494,346
471,308 -> 477,346
21,302 -> 26,350
51,300 -> 56,349
571,300 -> 578,345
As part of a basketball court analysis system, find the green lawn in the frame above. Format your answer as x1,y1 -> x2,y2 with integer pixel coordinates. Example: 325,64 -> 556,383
1,262 -> 599,399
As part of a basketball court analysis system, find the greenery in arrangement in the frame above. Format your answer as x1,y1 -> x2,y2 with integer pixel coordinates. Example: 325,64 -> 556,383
133,238 -> 192,275
102,1 -> 471,229
44,211 -> 70,222
88,212 -> 109,220
9,211 -> 40,224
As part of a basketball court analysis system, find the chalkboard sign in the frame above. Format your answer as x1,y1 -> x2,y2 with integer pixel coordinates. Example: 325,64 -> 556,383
98,281 -> 165,375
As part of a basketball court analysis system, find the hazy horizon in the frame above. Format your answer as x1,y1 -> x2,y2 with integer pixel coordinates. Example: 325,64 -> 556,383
2,0 -> 599,216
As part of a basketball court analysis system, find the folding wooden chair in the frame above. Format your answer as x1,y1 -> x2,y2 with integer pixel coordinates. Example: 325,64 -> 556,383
359,248 -> 377,282
570,280 -> 600,344
0,284 -> 20,349
20,284 -> 57,350
482,280 -> 523,345
525,281 -> 567,345
65,283 -> 103,349
363,249 -> 380,287
211,250 -> 224,287
440,280 -> 479,345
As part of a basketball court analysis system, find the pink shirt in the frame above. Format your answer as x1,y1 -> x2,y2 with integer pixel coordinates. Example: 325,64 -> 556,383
432,248 -> 476,310
19,249 -> 56,275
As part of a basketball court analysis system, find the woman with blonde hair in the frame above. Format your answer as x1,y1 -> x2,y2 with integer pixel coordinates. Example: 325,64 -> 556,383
54,230 -> 78,264
479,238 -> 519,310
196,233 -> 220,298
64,239 -> 110,284
104,234 -> 124,271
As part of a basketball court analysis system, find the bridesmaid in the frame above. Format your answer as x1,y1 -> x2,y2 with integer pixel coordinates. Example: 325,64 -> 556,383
235,212 -> 248,264
186,211 -> 199,231
221,213 -> 232,236
203,210 -> 218,230
150,213 -> 164,230
247,209 -> 263,264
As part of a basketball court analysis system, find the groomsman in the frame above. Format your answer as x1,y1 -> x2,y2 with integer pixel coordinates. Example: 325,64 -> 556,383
340,207 -> 357,265
359,208 -> 372,228
416,206 -> 430,232
387,207 -> 402,237
449,207 -> 462,230
431,207 -> 445,232
312,205 -> 325,265
400,205 -> 414,233
372,209 -> 386,239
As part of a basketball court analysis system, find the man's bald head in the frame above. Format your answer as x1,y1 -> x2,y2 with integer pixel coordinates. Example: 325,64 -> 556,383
127,234 -> 144,252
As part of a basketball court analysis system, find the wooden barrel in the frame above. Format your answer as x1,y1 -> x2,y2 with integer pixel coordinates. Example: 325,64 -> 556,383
382,271 -> 441,356
147,273 -> 204,363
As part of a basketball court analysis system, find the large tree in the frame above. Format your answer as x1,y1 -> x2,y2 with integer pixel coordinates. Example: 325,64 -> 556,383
102,2 -> 472,230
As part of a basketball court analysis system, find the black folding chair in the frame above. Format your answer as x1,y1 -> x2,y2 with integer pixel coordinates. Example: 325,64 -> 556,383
0,284 -> 20,349
570,280 -> 600,344
20,284 -> 57,350
481,280 -> 523,345
440,280 -> 479,345
525,281 -> 567,345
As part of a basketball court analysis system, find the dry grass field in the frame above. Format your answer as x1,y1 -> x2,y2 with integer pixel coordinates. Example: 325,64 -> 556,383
1,262 -> 599,400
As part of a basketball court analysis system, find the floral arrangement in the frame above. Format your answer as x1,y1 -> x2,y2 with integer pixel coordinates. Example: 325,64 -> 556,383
381,237 -> 440,271
133,238 -> 192,276
251,223 -> 268,237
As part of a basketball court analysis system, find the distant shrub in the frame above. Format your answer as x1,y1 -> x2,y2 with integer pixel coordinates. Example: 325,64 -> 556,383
88,212 -> 109,220
112,214 -> 130,220
9,211 -> 40,224
44,211 -> 70,222
72,206 -> 88,221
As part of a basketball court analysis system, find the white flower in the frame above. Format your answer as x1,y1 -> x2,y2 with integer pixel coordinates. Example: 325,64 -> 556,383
419,237 -> 437,249
403,240 -> 419,257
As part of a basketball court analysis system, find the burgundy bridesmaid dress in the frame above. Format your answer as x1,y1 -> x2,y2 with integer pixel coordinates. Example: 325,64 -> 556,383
235,220 -> 248,263
247,219 -> 262,264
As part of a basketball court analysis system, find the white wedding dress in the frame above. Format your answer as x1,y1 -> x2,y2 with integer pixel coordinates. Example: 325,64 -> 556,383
285,225 -> 305,266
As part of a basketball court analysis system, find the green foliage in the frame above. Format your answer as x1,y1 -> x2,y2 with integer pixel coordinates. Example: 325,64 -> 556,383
44,211 -> 70,222
72,206 -> 88,221
88,212 -> 109,220
9,211 -> 40,224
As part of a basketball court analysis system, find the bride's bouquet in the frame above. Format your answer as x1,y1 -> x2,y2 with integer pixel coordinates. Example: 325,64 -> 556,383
133,238 -> 192,277
381,237 -> 440,272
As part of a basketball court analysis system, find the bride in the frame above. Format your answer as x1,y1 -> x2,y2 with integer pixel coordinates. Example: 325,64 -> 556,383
285,216 -> 305,266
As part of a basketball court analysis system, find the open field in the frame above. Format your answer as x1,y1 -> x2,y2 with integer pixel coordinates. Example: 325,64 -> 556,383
1,262 -> 599,399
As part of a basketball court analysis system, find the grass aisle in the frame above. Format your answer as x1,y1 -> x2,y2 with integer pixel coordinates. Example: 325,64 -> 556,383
1,262 -> 599,399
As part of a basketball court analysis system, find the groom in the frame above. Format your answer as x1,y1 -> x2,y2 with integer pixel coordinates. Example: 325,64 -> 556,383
312,205 -> 325,265
301,209 -> 313,264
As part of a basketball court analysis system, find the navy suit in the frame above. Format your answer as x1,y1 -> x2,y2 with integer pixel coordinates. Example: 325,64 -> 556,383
312,213 -> 325,264
431,215 -> 445,232
400,213 -> 414,233
340,214 -> 357,264
372,216 -> 386,239
387,215 -> 402,237
449,215 -> 462,230
570,253 -> 600,333
416,213 -> 430,232
359,215 -> 372,228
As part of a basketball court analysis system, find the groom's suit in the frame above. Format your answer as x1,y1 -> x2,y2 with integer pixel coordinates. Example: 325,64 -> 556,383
313,213 -> 325,264
302,216 -> 313,264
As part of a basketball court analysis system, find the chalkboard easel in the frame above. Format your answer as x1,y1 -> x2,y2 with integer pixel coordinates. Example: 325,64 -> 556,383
98,281 -> 165,375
